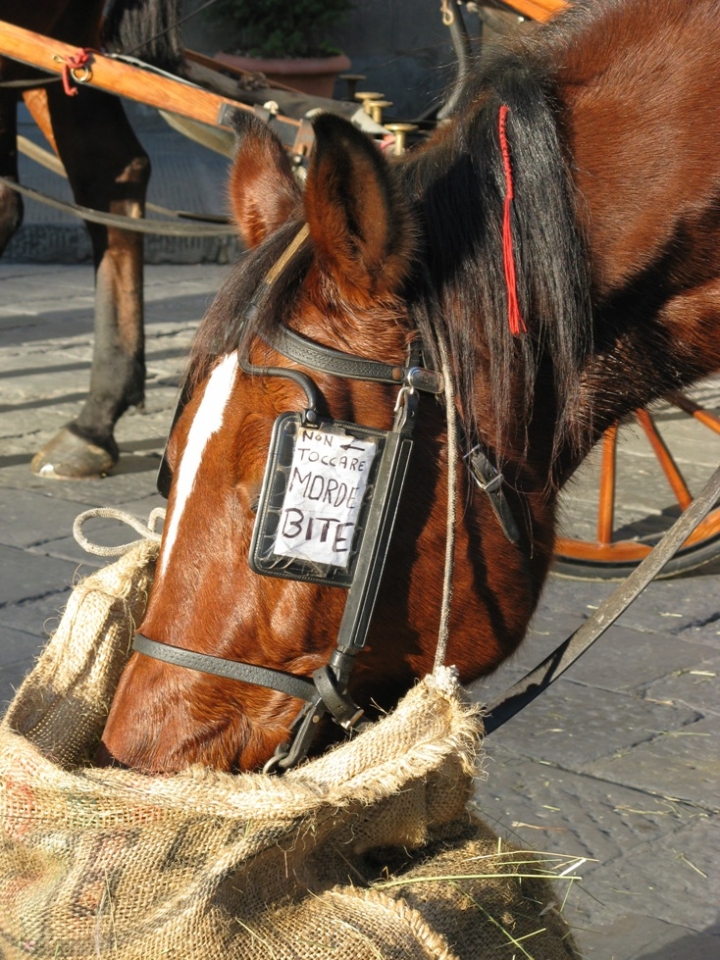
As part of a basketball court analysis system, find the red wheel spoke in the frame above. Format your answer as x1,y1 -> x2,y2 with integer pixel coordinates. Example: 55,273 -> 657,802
597,424 -> 617,545
667,391 -> 720,436
634,408 -> 692,510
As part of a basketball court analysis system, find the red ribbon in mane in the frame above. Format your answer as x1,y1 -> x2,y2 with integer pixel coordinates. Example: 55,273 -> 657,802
498,105 -> 526,337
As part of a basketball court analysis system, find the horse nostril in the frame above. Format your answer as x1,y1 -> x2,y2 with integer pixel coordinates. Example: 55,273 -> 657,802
95,741 -> 129,770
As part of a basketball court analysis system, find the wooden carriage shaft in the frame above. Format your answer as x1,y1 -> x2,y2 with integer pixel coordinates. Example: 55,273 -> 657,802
499,0 -> 566,21
0,20 -> 313,159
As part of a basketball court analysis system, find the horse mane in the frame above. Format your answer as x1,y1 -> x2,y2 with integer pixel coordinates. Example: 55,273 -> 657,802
187,32 -> 594,472
103,0 -> 184,72
402,33 -> 593,468
188,2 -> 634,472
187,219 -> 312,392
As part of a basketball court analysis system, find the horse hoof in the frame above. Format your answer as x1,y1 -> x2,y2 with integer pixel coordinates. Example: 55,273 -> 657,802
31,427 -> 118,479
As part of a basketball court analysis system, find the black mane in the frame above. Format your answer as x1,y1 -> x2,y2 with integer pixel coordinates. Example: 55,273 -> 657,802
103,0 -> 184,72
187,220 -> 311,392
401,33 -> 592,462
188,5 -> 598,468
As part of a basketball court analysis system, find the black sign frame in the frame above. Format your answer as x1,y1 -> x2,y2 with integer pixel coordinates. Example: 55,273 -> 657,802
249,413 -> 390,587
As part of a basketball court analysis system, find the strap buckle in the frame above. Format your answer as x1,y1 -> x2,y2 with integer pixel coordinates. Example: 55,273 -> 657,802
264,696 -> 326,772
405,366 -> 444,394
313,664 -> 364,730
472,469 -> 503,495
466,444 -> 521,544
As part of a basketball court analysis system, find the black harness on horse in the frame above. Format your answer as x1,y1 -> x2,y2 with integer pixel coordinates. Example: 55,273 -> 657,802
136,224 -> 454,771
134,223 -> 720,770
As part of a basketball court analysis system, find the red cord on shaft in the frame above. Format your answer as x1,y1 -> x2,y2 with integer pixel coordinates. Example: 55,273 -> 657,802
60,49 -> 92,97
498,105 -> 526,336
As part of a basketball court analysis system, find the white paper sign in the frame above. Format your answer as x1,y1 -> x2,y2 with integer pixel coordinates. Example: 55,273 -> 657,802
273,426 -> 377,568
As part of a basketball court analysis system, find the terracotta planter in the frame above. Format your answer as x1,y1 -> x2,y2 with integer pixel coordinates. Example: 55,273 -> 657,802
215,52 -> 351,99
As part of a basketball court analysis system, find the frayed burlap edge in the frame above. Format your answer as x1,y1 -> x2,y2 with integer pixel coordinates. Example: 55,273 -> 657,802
0,536 -> 579,960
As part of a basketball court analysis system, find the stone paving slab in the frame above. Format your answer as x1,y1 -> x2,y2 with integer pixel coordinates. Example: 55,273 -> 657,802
0,649 -> 43,712
0,264 -> 228,501
478,678 -> 701,766
0,592 -> 72,641
577,816 -> 720,934
586,715 -> 720,809
0,544 -> 79,606
644,663 -> 720,718
473,747 -> 720,955
0,619 -> 52,669
471,752 -> 716,938
0,486 -> 99,548
507,622 -> 719,694
537,567 -> 720,651
577,917 -> 720,960
473,750 -> 704,864
0,617 -> 49,709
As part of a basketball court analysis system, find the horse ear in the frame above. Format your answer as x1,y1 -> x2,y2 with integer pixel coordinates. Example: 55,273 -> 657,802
228,113 -> 302,248
304,113 -> 415,301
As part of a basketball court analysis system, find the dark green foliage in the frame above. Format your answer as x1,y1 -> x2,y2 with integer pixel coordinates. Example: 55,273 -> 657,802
207,0 -> 353,58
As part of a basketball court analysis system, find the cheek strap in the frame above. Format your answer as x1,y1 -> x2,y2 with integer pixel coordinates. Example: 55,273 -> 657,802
132,633 -> 317,703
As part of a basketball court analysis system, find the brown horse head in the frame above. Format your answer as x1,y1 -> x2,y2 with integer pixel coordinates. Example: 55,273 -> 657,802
99,112 -> 546,773
100,0 -> 720,774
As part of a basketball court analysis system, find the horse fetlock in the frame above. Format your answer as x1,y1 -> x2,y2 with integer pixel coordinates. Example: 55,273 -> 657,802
118,153 -> 151,189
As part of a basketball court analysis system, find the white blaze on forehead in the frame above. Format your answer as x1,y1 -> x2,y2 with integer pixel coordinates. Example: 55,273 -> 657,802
159,352 -> 239,577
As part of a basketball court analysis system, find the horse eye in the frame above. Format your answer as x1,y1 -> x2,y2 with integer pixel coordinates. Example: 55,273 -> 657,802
235,478 -> 262,515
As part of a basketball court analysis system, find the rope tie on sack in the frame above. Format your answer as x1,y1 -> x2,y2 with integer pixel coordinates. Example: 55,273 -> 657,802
73,506 -> 165,557
433,327 -> 458,671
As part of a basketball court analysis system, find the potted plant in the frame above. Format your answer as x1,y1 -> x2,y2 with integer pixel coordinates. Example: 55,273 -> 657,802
208,0 -> 353,98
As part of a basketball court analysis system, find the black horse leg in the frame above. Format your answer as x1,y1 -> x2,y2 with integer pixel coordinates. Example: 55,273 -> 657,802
31,84 -> 150,479
0,89 -> 23,254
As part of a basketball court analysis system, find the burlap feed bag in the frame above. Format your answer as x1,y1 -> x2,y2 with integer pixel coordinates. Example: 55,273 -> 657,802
0,539 -> 579,959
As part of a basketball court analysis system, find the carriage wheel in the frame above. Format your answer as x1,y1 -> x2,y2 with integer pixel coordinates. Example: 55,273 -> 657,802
553,386 -> 720,579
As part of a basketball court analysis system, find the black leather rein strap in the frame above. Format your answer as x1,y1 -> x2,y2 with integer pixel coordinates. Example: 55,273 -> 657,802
264,325 -> 445,395
483,459 -> 720,734
0,176 -> 238,237
145,224 -> 445,771
133,633 -> 317,703
466,444 -> 520,544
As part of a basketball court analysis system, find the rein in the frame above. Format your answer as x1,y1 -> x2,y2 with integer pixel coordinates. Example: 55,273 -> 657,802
16,134 -> 231,225
0,76 -> 60,89
0,175 -> 237,237
483,458 -> 720,732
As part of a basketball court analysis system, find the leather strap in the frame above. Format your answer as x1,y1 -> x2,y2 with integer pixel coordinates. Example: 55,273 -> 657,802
263,325 -> 445,394
0,175 -> 237,237
467,444 -> 520,544
133,633 -> 317,703
483,459 -> 720,733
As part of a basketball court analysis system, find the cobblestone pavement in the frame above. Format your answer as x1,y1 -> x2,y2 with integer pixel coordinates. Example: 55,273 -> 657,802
0,261 -> 718,960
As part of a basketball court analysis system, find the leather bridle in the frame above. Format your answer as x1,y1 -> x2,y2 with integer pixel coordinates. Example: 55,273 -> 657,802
135,224 -> 448,771
131,222 -> 715,770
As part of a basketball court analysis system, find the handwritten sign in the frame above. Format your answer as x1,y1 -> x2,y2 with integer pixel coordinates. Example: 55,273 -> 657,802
273,426 -> 377,568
